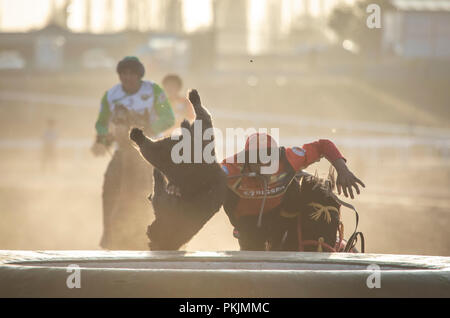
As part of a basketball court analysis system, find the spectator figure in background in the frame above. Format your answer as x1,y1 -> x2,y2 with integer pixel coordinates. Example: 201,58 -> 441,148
41,118 -> 58,172
162,74 -> 195,133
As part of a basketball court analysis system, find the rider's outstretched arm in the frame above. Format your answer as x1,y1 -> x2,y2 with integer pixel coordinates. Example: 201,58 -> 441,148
285,139 -> 365,199
285,139 -> 345,170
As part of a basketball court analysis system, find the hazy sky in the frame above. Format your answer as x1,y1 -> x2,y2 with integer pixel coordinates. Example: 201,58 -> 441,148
0,0 -> 353,33
0,0 -> 212,32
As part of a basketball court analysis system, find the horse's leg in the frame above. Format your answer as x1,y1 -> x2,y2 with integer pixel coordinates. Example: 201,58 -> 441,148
100,151 -> 122,250
130,153 -> 155,250
110,150 -> 130,250
119,149 -> 137,250
152,169 -> 167,197
117,147 -> 154,250
188,89 -> 212,126
129,128 -> 178,173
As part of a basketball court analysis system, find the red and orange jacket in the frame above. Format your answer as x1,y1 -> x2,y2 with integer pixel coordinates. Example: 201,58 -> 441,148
221,139 -> 345,225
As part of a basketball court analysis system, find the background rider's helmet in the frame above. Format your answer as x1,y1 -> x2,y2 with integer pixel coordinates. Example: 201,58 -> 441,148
116,56 -> 145,78
162,74 -> 183,90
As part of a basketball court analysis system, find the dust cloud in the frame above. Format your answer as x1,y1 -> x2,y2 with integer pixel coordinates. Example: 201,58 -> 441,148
0,71 -> 449,256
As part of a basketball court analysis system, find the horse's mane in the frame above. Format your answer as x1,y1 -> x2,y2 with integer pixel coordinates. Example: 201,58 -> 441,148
301,166 -> 337,197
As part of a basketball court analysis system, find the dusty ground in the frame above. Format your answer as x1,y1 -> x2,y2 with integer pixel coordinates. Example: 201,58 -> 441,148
0,73 -> 449,256
0,147 -> 449,256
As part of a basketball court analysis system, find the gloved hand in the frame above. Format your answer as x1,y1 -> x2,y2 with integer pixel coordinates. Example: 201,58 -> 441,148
333,158 -> 365,199
91,135 -> 113,157
91,142 -> 107,157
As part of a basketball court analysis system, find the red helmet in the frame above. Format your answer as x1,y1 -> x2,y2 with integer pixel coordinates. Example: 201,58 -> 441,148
243,133 -> 278,164
245,133 -> 278,151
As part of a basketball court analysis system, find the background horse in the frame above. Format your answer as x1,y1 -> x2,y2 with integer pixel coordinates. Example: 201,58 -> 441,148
100,105 -> 154,250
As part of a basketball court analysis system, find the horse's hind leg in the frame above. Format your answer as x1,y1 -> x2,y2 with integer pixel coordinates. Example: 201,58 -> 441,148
151,169 -> 168,214
153,169 -> 167,196
100,151 -> 122,249
188,89 -> 212,127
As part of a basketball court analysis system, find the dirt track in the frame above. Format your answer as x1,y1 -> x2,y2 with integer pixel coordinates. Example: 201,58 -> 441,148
0,146 -> 448,256
0,74 -> 449,256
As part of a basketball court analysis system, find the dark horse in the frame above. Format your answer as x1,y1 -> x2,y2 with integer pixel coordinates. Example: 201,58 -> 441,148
279,169 -> 363,252
100,105 -> 154,250
129,89 -> 362,252
130,89 -> 227,250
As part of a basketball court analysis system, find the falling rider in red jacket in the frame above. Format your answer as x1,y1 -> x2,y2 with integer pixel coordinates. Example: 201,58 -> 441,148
221,133 -> 365,251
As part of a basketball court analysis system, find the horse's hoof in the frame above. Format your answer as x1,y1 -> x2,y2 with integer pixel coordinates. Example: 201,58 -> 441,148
188,89 -> 201,106
130,127 -> 144,144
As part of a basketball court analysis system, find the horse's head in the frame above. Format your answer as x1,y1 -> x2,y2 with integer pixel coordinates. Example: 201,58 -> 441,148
300,168 -> 336,201
112,105 -> 148,148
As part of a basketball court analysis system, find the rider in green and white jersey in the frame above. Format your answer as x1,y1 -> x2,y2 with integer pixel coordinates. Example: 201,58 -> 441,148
92,56 -> 175,249
93,56 -> 175,153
